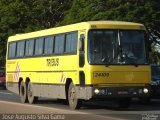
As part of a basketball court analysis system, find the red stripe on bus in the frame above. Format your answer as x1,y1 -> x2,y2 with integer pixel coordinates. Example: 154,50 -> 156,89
0,77 -> 5,81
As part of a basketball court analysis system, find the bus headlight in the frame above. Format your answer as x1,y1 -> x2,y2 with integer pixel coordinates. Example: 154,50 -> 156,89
143,88 -> 149,94
94,89 -> 100,94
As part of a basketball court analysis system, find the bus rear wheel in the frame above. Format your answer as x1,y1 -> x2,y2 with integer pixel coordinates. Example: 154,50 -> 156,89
27,82 -> 38,104
20,81 -> 28,103
68,82 -> 82,109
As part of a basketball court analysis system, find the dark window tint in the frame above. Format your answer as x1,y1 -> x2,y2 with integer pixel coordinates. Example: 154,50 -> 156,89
25,39 -> 34,56
17,41 -> 25,57
0,72 -> 4,77
151,66 -> 160,76
65,32 -> 78,53
54,34 -> 65,54
35,38 -> 44,55
44,36 -> 54,54
0,67 -> 5,77
8,42 -> 16,58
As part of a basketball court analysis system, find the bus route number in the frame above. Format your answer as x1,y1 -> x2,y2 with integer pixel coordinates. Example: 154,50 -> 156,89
46,58 -> 59,66
93,72 -> 109,78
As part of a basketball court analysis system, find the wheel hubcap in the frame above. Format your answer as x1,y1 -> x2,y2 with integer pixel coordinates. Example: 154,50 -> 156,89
70,88 -> 75,103
28,84 -> 32,97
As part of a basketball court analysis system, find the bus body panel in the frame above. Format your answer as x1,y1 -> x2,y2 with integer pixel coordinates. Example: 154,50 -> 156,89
88,65 -> 150,85
6,21 -> 150,102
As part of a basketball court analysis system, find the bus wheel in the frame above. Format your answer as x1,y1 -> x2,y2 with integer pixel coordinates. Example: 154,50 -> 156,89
20,82 -> 28,103
117,98 -> 131,108
68,82 -> 82,109
27,82 -> 38,104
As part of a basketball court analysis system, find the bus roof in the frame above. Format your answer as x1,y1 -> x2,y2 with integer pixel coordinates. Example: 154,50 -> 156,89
8,21 -> 146,42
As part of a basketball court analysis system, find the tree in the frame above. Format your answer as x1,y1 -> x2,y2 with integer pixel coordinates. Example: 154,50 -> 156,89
62,0 -> 160,63
0,0 -> 160,64
0,0 -> 72,65
0,0 -> 27,65
22,0 -> 72,29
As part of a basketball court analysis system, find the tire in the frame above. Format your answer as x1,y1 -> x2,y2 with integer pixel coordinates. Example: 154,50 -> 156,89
27,82 -> 38,104
20,82 -> 28,103
117,98 -> 131,108
68,82 -> 82,109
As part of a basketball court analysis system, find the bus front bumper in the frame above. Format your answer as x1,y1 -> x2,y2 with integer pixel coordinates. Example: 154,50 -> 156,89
92,86 -> 150,98
77,86 -> 150,100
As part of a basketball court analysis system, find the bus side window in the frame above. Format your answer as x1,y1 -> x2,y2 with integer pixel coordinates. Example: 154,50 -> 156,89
54,34 -> 65,54
16,41 -> 25,57
44,36 -> 54,55
35,38 -> 44,55
25,39 -> 34,56
8,42 -> 16,58
65,32 -> 78,53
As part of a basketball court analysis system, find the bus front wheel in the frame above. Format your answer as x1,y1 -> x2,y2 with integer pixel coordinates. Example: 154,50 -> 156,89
20,81 -> 28,103
27,82 -> 38,104
68,82 -> 82,109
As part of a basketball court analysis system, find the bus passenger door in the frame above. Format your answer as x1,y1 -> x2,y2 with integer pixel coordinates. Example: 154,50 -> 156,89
79,32 -> 85,86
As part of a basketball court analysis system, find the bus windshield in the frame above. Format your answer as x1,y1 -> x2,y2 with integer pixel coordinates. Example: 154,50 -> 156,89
88,30 -> 148,65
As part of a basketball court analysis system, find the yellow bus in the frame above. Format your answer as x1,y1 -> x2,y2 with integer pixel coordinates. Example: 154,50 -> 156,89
6,21 -> 151,109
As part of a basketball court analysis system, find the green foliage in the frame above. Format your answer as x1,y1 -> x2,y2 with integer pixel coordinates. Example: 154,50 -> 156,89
0,0 -> 160,64
0,0 -> 72,39
0,0 -> 71,64
62,0 -> 160,63
62,0 -> 160,30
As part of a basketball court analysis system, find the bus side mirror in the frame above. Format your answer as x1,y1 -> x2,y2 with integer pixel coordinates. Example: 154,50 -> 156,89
79,34 -> 84,51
